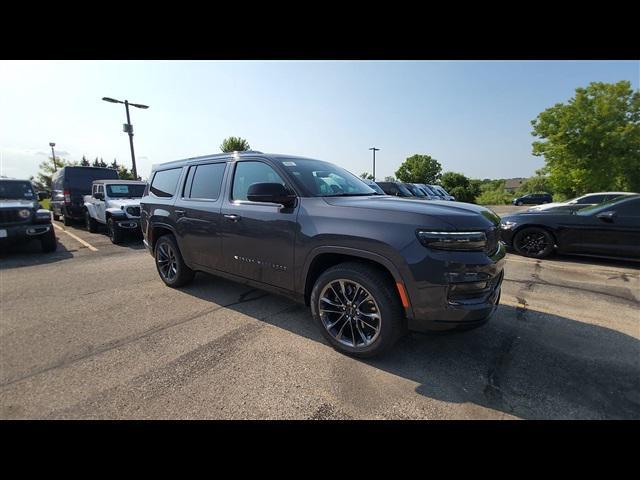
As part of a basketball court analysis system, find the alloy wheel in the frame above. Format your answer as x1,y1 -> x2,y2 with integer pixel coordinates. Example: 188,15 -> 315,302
318,279 -> 381,348
156,243 -> 178,282
517,231 -> 550,256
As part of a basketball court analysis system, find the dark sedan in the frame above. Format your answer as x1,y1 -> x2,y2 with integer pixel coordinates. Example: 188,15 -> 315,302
500,194 -> 640,260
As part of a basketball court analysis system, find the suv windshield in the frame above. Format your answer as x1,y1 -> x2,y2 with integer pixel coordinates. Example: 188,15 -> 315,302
0,181 -> 35,200
106,184 -> 146,198
405,184 -> 426,197
278,158 -> 376,197
577,195 -> 638,216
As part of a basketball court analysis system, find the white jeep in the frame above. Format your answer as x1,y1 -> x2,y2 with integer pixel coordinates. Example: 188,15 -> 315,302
83,180 -> 147,244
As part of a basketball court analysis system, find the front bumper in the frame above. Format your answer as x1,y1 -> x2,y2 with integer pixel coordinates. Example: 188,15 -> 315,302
0,223 -> 52,242
116,219 -> 140,230
404,242 -> 506,332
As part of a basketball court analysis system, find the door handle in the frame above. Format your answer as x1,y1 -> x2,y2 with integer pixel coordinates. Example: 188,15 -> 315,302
174,209 -> 185,217
224,214 -> 241,222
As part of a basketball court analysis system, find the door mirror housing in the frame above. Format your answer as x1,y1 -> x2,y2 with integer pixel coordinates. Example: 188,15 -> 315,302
94,192 -> 104,201
247,183 -> 296,207
596,210 -> 616,222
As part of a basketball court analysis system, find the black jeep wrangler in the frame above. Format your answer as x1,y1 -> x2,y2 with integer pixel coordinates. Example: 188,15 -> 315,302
0,178 -> 57,253
141,152 -> 505,357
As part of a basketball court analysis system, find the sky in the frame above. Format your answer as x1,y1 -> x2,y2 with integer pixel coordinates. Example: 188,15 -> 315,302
1,60 -> 638,182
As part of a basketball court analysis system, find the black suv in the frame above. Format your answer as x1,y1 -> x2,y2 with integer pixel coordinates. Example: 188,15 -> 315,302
0,178 -> 57,252
50,166 -> 119,225
141,152 -> 505,357
512,192 -> 552,206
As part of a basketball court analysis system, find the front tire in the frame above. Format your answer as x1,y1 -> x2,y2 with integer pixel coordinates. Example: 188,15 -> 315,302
107,217 -> 123,244
40,228 -> 57,253
310,262 -> 405,358
154,234 -> 195,288
62,211 -> 73,226
513,227 -> 555,259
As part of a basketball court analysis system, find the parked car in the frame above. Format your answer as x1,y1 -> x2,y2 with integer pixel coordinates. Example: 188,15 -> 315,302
402,183 -> 429,199
512,192 -> 553,206
141,152 -> 505,357
376,181 -> 415,198
0,178 -> 57,252
361,179 -> 385,195
414,184 -> 440,200
500,194 -> 640,260
430,185 -> 456,201
83,180 -> 146,243
50,166 -> 119,225
527,192 -> 635,212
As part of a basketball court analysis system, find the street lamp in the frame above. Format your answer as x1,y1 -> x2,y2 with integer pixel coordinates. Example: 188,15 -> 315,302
369,147 -> 380,181
101,96 -> 149,179
49,142 -> 57,172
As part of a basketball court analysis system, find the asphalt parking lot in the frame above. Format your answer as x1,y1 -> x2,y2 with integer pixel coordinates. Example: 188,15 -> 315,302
1,206 -> 639,419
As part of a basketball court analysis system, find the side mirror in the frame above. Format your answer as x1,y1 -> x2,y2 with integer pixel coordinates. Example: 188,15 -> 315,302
94,192 -> 104,200
596,211 -> 616,222
38,191 -> 48,200
247,183 -> 296,207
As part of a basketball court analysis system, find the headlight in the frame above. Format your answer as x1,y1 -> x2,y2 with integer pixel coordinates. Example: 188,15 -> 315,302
501,221 -> 517,230
18,208 -> 31,219
416,230 -> 487,251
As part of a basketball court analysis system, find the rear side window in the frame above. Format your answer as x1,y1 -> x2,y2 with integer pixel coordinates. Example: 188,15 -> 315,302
150,168 -> 182,198
614,199 -> 640,217
578,194 -> 605,204
186,163 -> 226,200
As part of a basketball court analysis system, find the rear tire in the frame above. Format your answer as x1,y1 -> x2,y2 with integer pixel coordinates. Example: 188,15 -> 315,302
62,212 -> 73,226
40,229 -> 57,253
107,217 -> 123,244
154,234 -> 195,288
52,212 -> 60,222
514,227 -> 555,259
310,261 -> 405,358
85,210 -> 99,233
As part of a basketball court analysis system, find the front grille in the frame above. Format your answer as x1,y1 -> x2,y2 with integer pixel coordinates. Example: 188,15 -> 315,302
126,206 -> 141,217
0,209 -> 27,225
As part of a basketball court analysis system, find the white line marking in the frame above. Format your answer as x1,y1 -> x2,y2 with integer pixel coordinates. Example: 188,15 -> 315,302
52,223 -> 98,251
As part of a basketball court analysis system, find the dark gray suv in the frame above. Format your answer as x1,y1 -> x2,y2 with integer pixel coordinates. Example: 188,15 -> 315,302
140,152 -> 505,357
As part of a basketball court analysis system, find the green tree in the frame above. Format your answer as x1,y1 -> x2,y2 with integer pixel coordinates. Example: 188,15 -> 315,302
531,80 -> 640,197
220,136 -> 251,153
92,157 -> 107,168
395,154 -> 442,184
36,157 -> 78,189
359,172 -> 374,180
383,176 -> 396,182
516,174 -> 554,196
440,171 -> 479,203
108,158 -> 136,180
80,155 -> 90,166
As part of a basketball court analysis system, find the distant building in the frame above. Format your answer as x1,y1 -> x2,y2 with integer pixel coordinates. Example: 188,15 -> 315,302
504,177 -> 526,193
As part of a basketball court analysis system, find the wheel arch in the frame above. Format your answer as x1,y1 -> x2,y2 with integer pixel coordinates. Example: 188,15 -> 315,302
301,246 -> 413,318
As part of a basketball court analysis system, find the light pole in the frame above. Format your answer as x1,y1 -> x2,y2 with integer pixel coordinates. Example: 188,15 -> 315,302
49,142 -> 57,172
369,147 -> 379,181
102,97 -> 149,179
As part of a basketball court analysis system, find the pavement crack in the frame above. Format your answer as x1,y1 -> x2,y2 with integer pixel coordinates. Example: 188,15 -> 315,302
484,334 -> 519,413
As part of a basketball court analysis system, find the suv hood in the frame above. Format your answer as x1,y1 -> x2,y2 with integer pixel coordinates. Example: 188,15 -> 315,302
109,198 -> 141,208
323,196 -> 501,229
0,199 -> 39,209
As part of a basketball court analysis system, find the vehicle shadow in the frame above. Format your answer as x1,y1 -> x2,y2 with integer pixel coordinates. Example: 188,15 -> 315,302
0,236 -> 74,269
58,222 -> 146,251
181,273 -> 640,419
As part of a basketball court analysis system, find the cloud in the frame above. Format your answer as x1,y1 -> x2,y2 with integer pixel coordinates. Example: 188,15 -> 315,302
36,150 -> 70,157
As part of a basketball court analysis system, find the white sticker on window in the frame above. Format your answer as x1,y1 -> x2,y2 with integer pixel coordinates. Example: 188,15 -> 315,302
111,185 -> 129,193
282,161 -> 296,167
